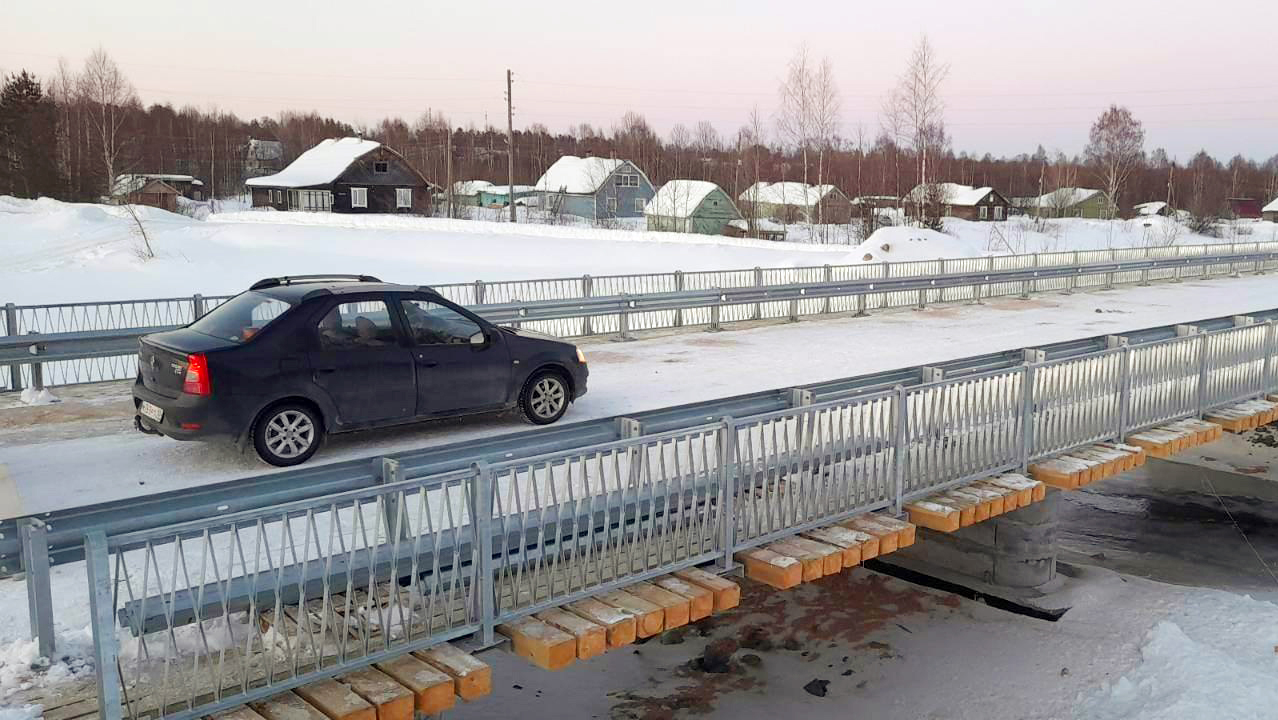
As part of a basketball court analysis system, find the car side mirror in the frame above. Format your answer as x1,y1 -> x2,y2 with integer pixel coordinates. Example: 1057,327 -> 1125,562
469,331 -> 487,346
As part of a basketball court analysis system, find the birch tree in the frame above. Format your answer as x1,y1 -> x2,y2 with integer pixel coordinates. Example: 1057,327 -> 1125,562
893,36 -> 948,226
776,47 -> 814,217
77,47 -> 136,196
1084,105 -> 1144,219
809,57 -> 841,238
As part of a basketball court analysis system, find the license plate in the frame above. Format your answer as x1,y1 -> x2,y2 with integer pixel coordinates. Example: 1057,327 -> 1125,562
140,401 -> 164,423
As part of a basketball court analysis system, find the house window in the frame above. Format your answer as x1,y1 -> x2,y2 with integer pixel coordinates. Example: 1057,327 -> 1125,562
273,190 -> 283,204
994,206 -> 1004,220
979,205 -> 989,220
374,161 -> 389,174
351,187 -> 368,208
396,188 -> 412,208
615,174 -> 639,188
607,196 -> 618,213
634,197 -> 645,213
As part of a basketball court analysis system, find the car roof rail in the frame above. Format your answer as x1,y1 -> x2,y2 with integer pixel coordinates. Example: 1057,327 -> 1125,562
250,274 -> 382,291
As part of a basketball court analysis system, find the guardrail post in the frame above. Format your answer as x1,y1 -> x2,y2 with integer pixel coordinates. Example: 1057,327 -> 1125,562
752,267 -> 763,320
892,385 -> 907,515
1264,320 -> 1277,393
1106,249 -> 1116,289
916,287 -> 927,310
19,518 -> 54,658
708,301 -> 722,332
581,275 -> 593,336
1196,331 -> 1210,416
1138,267 -> 1150,286
5,303 -> 21,391
1020,359 -> 1040,468
1110,336 -> 1132,438
470,462 -> 495,645
1030,253 -> 1039,294
192,293 -> 205,320
473,280 -> 486,305
86,530 -> 123,720
28,335 -> 44,392
822,265 -> 833,314
718,417 -> 737,571
377,458 -> 408,542
673,271 -> 685,327
615,298 -> 632,341
937,259 -> 946,303
855,290 -> 868,316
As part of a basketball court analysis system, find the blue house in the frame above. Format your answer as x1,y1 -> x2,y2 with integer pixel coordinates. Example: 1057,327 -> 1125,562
534,156 -> 655,221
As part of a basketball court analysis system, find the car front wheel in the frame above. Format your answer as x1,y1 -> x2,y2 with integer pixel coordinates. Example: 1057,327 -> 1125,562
253,403 -> 322,466
520,370 -> 570,425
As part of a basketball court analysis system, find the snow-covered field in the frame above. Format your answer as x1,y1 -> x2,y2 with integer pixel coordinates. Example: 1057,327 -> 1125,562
4,195 -> 1276,305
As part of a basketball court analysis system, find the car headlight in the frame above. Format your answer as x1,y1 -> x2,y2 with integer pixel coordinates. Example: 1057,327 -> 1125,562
576,347 -> 587,364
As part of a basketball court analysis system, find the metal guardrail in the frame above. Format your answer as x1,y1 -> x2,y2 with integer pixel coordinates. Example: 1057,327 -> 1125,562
77,307 -> 1278,720
4,241 -> 1276,390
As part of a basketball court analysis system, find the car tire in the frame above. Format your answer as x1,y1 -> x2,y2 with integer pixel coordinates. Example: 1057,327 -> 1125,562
253,402 -> 323,466
519,370 -> 570,425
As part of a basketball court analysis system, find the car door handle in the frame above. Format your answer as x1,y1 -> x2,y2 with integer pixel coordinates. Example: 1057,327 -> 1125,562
417,360 -> 439,368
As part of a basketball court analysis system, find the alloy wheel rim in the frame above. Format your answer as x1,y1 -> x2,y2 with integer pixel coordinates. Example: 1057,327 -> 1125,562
530,377 -> 566,419
265,410 -> 315,458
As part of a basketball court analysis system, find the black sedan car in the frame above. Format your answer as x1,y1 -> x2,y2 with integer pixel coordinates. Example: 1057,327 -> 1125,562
133,275 -> 588,466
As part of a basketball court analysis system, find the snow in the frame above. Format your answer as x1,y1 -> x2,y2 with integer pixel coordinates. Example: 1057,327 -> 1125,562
906,183 -> 995,207
245,137 -> 379,189
1265,197 -> 1278,213
646,180 -> 724,218
739,182 -> 839,208
452,180 -> 494,195
111,174 -> 201,196
533,156 -> 624,195
1031,186 -> 1104,209
1134,201 -> 1167,216
17,389 -> 56,406
0,196 -> 860,304
1077,590 -> 1278,720
852,227 -> 983,262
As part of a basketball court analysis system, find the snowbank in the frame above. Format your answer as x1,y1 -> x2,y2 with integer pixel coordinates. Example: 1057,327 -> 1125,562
851,226 -> 985,262
1077,590 -> 1278,719
0,196 -> 855,304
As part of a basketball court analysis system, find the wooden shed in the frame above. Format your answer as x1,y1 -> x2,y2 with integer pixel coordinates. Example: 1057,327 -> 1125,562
123,179 -> 180,212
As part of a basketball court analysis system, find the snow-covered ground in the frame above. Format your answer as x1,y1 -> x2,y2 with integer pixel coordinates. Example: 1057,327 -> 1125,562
0,197 -> 858,304
4,195 -> 1276,305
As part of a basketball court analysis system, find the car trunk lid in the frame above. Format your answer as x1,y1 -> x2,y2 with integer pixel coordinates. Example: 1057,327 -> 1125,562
138,328 -> 233,398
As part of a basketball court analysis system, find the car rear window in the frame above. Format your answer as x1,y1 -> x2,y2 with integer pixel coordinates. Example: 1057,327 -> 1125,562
189,291 -> 292,343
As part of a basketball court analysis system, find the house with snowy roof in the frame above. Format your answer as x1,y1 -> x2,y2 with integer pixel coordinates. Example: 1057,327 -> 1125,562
738,182 -> 852,224
906,182 -> 1009,222
645,180 -> 743,236
1133,201 -> 1171,218
243,138 -> 284,180
1264,198 -> 1278,223
534,156 -> 655,220
246,137 -> 434,214
1025,187 -> 1116,219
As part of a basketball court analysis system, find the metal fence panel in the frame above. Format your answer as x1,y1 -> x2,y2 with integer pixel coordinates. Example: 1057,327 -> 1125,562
1031,352 -> 1123,458
1127,334 -> 1201,430
1202,324 -> 1269,408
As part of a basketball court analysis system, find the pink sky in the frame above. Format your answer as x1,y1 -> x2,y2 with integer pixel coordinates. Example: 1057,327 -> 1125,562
3,0 -> 1276,161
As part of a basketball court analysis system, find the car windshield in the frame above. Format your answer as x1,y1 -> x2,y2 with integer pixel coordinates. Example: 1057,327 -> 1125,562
188,291 -> 292,343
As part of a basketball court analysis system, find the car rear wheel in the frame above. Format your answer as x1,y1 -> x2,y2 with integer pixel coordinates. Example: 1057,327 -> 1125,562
254,403 -> 322,466
520,370 -> 570,425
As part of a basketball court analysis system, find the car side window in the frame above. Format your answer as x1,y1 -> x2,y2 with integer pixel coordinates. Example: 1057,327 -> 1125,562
401,299 -> 482,345
317,301 -> 398,349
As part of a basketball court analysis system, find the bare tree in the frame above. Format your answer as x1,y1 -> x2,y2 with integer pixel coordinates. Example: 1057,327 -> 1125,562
809,57 -> 841,240
894,36 -> 949,227
776,46 -> 814,215
1084,105 -> 1145,219
668,123 -> 690,179
76,47 -> 136,196
879,90 -> 908,210
693,120 -> 720,180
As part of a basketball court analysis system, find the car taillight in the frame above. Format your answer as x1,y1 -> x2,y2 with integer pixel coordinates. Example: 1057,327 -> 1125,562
183,353 -> 212,396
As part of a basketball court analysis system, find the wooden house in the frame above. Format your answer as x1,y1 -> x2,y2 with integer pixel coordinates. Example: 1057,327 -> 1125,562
645,180 -> 743,235
906,183 -> 1010,222
738,182 -> 852,224
118,178 -> 180,212
246,137 -> 434,214
534,156 -> 655,220
1026,187 -> 1116,219
112,173 -> 205,202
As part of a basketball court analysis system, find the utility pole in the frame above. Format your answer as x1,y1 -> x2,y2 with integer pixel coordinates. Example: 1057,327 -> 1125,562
446,128 -> 454,218
506,69 -> 516,223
